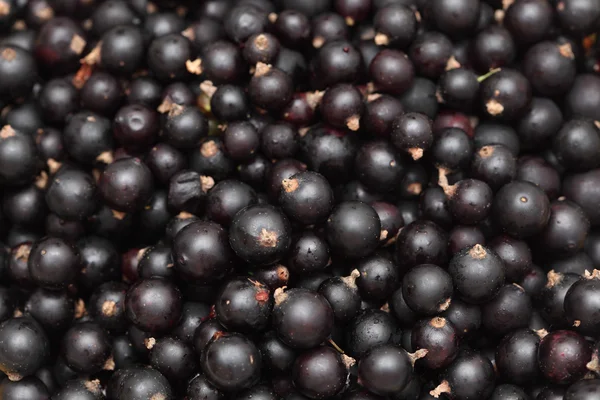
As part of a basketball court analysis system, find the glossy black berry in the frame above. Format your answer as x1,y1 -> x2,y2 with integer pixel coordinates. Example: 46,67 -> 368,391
482,283 -> 532,336
210,85 -> 249,122
24,288 -> 74,334
424,0 -> 481,37
563,271 -> 600,337
395,220 -> 448,271
223,121 -> 260,163
98,158 -> 154,213
62,321 -> 111,374
370,49 -> 414,95
99,25 -> 144,75
200,332 -> 262,392
229,204 -> 292,266
215,277 -> 272,333
272,288 -> 333,349
107,366 -> 172,400
88,281 -> 128,332
345,309 -> 401,358
429,349 -> 495,400
314,40 -> 362,87
113,104 -> 159,153
373,3 -> 417,49
538,330 -> 592,384
28,236 -> 80,290
292,346 -> 347,399
449,244 -> 505,304
326,201 -> 380,259
163,105 -> 209,149
248,64 -> 294,112
320,83 -> 363,132
147,33 -> 193,82
279,171 -> 334,225
0,317 -> 49,380
409,32 -> 453,79
149,337 -> 197,384
493,180 -> 551,239
479,69 -> 532,122
0,376 -> 50,400
430,127 -> 473,170
0,126 -> 39,186
358,344 -> 417,395
412,317 -> 460,369
172,220 -> 235,282
126,277 -> 182,333
524,41 -> 577,97
258,330 -> 296,373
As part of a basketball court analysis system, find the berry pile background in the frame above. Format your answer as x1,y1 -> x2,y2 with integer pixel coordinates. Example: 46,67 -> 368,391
0,0 -> 599,399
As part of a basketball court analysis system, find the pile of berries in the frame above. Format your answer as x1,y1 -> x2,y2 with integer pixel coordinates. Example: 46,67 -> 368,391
0,0 -> 600,399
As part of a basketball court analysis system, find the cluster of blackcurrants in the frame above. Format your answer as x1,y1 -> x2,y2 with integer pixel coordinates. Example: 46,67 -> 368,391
0,0 -> 599,399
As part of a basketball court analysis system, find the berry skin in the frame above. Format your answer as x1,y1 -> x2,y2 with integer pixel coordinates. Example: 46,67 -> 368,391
562,169 -> 600,227
479,69 -> 532,122
326,201 -> 381,259
0,127 -> 39,186
320,83 -> 364,132
444,179 -> 493,225
318,270 -> 361,323
272,288 -> 334,349
355,141 -> 405,193
424,0 -> 481,37
373,4 -> 417,49
61,322 -> 111,374
51,378 -> 104,400
200,332 -> 262,392
125,277 -> 182,334
248,64 -> 294,112
346,309 -> 401,358
402,264 -> 453,316
149,337 -> 198,384
0,317 -> 50,381
0,376 -> 50,400
205,180 -> 258,227
369,49 -> 415,95
172,220 -> 237,283
430,349 -> 496,400
563,270 -> 600,337
448,244 -> 505,304
395,220 -> 448,271
98,158 -> 155,213
185,373 -> 224,400
565,379 -> 600,400
258,330 -> 296,373
411,317 -> 460,369
0,45 -> 37,100
215,277 -> 273,333
287,231 -> 330,275
28,237 -> 80,290
481,284 -> 533,336
24,288 -> 74,334
495,329 -> 542,385
279,171 -> 334,225
391,112 -> 434,160
107,366 -> 173,400
492,181 -> 551,239
535,199 -> 590,257
357,344 -> 419,396
553,119 -> 600,172
229,204 -> 292,266
471,144 -> 517,191
538,330 -> 592,384
292,346 -> 348,399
